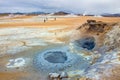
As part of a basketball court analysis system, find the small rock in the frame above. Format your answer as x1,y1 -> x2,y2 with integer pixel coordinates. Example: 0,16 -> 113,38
60,72 -> 68,78
48,73 -> 60,80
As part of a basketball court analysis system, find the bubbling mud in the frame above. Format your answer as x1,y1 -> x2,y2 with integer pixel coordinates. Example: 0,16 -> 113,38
33,46 -> 90,73
44,51 -> 67,63
74,37 -> 95,50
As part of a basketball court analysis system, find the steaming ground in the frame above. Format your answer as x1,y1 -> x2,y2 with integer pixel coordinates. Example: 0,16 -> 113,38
0,15 -> 120,80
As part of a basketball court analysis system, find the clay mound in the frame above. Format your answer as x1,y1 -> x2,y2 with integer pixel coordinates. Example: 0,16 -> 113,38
77,20 -> 117,33
71,20 -> 120,53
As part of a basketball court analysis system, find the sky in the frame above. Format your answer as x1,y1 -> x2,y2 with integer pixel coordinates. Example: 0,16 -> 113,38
0,0 -> 120,14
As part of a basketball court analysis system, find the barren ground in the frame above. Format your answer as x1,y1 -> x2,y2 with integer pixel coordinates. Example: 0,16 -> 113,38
0,15 -> 120,80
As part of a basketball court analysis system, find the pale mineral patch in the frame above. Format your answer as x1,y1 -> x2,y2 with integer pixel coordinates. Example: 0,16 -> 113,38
0,26 -> 70,56
6,58 -> 26,68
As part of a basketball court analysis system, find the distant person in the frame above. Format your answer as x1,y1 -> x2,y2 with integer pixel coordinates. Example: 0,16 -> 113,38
54,17 -> 56,21
44,19 -> 46,23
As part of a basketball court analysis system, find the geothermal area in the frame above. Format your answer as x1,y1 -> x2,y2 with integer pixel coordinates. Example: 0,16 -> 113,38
0,14 -> 120,80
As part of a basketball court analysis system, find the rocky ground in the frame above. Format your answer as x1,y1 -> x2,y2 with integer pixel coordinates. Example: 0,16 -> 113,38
0,15 -> 120,80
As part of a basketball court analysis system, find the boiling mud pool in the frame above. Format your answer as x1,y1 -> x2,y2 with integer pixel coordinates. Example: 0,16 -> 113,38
33,46 -> 90,74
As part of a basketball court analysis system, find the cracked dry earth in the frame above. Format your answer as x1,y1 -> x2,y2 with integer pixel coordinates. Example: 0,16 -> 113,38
0,15 -> 120,80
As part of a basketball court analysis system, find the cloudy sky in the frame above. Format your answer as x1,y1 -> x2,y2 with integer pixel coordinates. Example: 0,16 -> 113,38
0,0 -> 120,14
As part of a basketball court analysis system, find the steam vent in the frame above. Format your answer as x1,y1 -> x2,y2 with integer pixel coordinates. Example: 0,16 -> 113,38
33,46 -> 90,73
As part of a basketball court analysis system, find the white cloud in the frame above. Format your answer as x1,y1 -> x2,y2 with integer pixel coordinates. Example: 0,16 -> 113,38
0,0 -> 120,14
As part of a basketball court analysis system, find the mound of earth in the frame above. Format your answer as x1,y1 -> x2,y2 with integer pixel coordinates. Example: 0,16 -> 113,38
53,11 -> 69,15
77,20 -> 117,33
69,20 -> 120,80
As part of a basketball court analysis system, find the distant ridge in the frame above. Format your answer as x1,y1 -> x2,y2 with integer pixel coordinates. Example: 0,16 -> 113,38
0,12 -> 120,17
53,11 -> 69,15
0,12 -> 49,15
27,12 -> 49,15
101,13 -> 120,17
